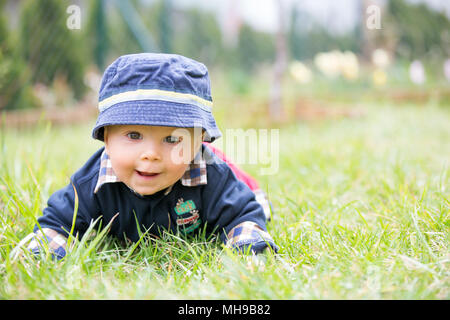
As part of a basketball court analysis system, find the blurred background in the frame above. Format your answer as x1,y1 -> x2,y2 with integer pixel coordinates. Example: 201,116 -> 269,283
1,1 -> 450,301
0,0 -> 449,128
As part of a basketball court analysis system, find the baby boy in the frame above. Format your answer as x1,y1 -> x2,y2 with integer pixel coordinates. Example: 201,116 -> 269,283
25,53 -> 277,259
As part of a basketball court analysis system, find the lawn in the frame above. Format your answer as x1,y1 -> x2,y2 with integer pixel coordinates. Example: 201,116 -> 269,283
0,100 -> 449,299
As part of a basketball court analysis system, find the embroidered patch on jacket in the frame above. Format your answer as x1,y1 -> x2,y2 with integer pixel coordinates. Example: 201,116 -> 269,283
174,198 -> 201,233
94,149 -> 207,194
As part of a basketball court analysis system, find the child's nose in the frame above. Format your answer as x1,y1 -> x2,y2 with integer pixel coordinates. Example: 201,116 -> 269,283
140,142 -> 161,161
140,149 -> 161,161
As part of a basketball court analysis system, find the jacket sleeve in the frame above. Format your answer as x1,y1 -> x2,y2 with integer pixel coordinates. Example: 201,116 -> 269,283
204,142 -> 273,221
29,171 -> 100,259
26,228 -> 69,260
202,162 -> 278,254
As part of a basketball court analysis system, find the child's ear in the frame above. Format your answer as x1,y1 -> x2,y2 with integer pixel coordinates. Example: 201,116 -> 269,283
191,129 -> 204,155
200,130 -> 206,147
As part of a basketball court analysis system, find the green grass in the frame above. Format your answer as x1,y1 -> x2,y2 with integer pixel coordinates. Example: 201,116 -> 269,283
0,101 -> 449,299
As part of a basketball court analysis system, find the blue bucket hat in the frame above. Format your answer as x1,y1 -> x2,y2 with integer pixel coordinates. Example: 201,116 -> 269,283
92,53 -> 221,142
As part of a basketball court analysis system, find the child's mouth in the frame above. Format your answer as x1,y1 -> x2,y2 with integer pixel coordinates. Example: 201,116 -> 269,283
136,170 -> 160,178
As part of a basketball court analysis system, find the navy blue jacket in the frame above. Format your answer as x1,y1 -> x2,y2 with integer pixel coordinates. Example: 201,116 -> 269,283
35,145 -> 276,253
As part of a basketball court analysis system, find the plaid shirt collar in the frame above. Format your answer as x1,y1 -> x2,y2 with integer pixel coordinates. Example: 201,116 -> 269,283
94,149 -> 207,194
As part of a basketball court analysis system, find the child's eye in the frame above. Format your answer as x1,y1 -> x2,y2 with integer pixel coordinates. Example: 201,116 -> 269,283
164,136 -> 182,144
127,132 -> 142,140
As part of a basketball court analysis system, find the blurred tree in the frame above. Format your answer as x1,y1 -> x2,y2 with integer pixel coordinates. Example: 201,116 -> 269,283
141,0 -> 172,53
158,0 -> 172,53
270,0 -> 287,121
0,0 -> 38,110
19,0 -> 86,99
105,0 -> 159,59
288,6 -> 360,60
172,8 -> 223,66
106,3 -> 142,57
86,0 -> 109,70
113,0 -> 158,52
357,0 -> 398,62
235,24 -> 275,71
288,8 -> 303,61
386,0 -> 450,59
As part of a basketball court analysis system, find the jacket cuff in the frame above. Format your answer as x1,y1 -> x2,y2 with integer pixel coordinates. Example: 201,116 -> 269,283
226,221 -> 278,254
27,228 -> 68,260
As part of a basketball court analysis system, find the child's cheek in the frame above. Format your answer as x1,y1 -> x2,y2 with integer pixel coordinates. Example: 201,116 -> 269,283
168,142 -> 191,165
109,151 -> 134,180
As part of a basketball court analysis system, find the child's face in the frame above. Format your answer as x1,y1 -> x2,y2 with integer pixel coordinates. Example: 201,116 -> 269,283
104,125 -> 203,195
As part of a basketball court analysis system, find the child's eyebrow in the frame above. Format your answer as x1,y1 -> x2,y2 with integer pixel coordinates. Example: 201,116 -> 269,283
119,126 -> 191,137
120,127 -> 140,134
161,128 -> 188,136
120,126 -> 145,132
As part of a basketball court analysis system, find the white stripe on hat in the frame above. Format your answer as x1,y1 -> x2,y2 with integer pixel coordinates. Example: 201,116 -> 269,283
98,88 -> 213,113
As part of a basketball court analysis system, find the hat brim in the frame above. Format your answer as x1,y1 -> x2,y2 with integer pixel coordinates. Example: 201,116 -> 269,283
92,100 -> 222,142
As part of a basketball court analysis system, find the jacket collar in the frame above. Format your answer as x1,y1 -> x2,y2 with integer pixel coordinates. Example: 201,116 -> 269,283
94,149 -> 207,194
